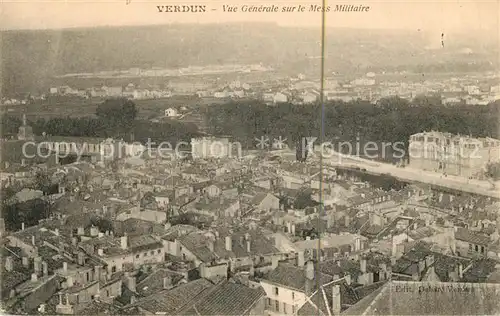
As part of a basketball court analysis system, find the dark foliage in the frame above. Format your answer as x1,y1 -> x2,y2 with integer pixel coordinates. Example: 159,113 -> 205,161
205,99 -> 500,161
3,198 -> 52,231
96,98 -> 138,129
485,162 -> 500,181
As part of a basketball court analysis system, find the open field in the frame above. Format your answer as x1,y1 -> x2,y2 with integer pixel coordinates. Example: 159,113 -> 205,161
1,96 -> 229,121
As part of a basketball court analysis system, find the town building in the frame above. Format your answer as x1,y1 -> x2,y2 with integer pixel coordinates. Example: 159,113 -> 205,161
408,131 -> 500,178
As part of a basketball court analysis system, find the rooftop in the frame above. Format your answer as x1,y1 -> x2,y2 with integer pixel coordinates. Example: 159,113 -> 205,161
343,280 -> 500,315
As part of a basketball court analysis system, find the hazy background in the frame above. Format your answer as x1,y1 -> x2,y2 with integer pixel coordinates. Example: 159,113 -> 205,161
1,0 -> 499,96
2,0 -> 499,33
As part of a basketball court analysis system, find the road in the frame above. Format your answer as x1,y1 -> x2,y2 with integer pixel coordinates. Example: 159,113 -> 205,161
273,149 -> 500,199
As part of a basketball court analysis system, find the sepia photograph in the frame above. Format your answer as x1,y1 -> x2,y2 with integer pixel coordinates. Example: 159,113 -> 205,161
1,0 -> 500,315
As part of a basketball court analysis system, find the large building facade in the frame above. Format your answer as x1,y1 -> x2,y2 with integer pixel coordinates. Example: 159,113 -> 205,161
408,131 -> 500,178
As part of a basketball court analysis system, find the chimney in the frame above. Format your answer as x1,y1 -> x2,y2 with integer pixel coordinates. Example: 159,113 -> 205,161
360,258 -> 367,273
208,241 -> 214,252
121,236 -> 128,250
297,251 -> 305,267
246,240 -> 251,253
31,235 -> 36,246
21,222 -> 25,230
126,275 -> 137,292
54,228 -> 60,236
98,232 -> 104,238
271,256 -> 279,270
98,248 -> 104,256
63,262 -> 68,273
412,271 -> 420,281
66,276 -> 74,287
306,261 -> 315,280
225,236 -> 232,252
34,257 -> 42,275
21,158 -> 26,167
412,222 -> 418,230
418,259 -> 426,274
77,226 -> 84,236
42,261 -> 48,276
163,276 -> 172,289
438,193 -> 443,203
5,256 -> 13,271
249,265 -> 255,277
291,224 -> 296,235
425,255 -> 435,268
90,226 -> 98,237
31,273 -> 38,282
72,237 -> 78,247
344,273 -> 352,285
22,257 -> 29,267
94,266 -> 101,282
331,285 -> 341,316
344,215 -> 350,227
354,237 -> 361,251
77,252 -> 85,265
458,263 -> 464,279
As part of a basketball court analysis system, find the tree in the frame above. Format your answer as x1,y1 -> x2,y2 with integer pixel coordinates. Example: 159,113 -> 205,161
96,98 -> 138,128
33,171 -> 52,193
485,162 -> 500,189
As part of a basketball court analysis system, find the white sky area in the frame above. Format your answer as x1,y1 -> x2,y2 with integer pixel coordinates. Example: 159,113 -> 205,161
1,0 -> 499,33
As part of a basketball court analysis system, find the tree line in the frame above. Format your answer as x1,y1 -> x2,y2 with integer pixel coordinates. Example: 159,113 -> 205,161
2,98 -> 200,144
205,97 -> 500,156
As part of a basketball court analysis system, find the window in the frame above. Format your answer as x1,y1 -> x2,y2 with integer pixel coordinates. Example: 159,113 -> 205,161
111,266 -> 116,273
275,301 -> 280,312
481,246 -> 485,253
157,249 -> 161,254
475,245 -> 479,252
292,305 -> 296,314
136,254 -> 140,259
150,251 -> 154,255
469,244 -> 473,250
274,287 -> 279,295
291,292 -> 295,300
266,298 -> 271,307
144,252 -> 147,257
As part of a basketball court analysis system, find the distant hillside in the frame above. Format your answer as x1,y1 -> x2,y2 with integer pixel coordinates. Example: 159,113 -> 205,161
2,23 -> 497,96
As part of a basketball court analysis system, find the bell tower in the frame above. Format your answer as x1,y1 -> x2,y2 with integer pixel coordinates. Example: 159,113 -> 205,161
17,114 -> 34,141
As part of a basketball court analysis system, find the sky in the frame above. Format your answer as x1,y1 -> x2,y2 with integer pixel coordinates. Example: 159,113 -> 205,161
1,0 -> 499,34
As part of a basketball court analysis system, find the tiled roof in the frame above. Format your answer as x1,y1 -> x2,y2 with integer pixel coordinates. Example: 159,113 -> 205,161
342,280 -> 500,315
455,227 -> 491,246
179,229 -> 279,262
262,263 -> 334,292
182,281 -> 265,315
136,268 -> 185,296
126,278 -> 214,314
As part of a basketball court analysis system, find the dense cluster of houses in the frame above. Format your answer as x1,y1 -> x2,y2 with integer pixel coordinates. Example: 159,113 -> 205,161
2,121 -> 500,314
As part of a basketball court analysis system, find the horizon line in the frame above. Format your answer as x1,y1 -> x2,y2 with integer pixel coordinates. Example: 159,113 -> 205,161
1,21 -> 486,34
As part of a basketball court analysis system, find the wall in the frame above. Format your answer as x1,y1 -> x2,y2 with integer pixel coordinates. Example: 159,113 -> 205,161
104,246 -> 164,274
8,236 -> 37,257
200,263 -> 228,280
23,276 -> 61,312
67,281 -> 100,305
100,279 -> 122,302
260,281 -> 306,314
248,296 -> 266,316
